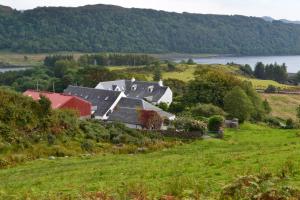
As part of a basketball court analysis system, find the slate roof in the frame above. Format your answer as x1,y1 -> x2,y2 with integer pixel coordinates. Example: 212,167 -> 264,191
108,97 -> 175,125
96,80 -> 169,103
64,85 -> 122,117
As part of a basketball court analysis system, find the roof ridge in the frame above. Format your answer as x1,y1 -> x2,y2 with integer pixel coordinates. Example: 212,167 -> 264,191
68,85 -> 122,94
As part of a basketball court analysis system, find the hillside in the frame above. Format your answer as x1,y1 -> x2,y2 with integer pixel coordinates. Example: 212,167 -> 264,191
1,124 -> 300,199
261,93 -> 300,120
2,4 -> 300,55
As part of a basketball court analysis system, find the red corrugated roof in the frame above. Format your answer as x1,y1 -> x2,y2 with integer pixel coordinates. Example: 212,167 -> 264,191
23,90 -> 74,109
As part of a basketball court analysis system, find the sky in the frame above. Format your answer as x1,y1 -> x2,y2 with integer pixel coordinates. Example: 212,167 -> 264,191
2,0 -> 300,21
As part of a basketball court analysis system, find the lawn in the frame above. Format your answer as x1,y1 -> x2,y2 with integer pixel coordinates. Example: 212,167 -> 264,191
1,124 -> 300,199
261,93 -> 300,120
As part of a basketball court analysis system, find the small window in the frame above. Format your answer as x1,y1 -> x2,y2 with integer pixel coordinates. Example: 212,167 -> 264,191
85,95 -> 89,99
131,84 -> 137,91
148,86 -> 154,93
104,96 -> 109,101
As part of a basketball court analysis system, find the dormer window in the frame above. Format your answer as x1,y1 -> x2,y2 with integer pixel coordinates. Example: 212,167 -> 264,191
148,86 -> 154,93
85,95 -> 89,99
131,84 -> 137,91
104,96 -> 109,101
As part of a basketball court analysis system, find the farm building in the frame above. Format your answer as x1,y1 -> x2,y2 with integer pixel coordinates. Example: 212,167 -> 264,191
23,90 -> 92,118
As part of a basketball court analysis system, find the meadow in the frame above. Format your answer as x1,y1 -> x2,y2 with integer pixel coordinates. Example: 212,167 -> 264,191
109,64 -> 294,90
1,124 -> 300,199
261,93 -> 300,120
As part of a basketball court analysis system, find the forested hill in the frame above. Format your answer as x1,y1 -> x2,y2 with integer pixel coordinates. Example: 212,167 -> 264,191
2,4 -> 300,55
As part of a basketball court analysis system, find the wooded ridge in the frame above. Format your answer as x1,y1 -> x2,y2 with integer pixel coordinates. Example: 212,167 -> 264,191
1,4 -> 300,55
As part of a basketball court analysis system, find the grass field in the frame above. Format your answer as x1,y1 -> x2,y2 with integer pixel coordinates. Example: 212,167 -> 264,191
1,124 -> 300,199
261,93 -> 300,120
109,64 -> 294,90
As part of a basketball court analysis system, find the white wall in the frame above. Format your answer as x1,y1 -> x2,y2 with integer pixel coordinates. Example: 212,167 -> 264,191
157,87 -> 173,106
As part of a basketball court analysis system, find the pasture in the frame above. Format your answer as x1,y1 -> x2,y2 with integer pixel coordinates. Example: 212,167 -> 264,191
1,124 -> 300,199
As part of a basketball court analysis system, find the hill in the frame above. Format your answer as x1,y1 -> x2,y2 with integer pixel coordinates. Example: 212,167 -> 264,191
0,5 -> 13,14
1,124 -> 300,199
261,93 -> 300,120
2,4 -> 300,55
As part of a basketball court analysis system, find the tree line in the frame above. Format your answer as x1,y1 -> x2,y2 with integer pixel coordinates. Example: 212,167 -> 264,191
2,4 -> 300,55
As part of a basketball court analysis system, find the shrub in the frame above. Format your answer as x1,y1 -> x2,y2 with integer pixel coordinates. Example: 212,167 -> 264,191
81,140 -> 94,152
158,102 -> 169,111
47,134 -> 56,145
265,116 -> 282,127
262,99 -> 272,114
173,117 -> 207,133
191,104 -> 225,118
224,86 -> 253,123
220,173 -> 300,200
138,110 -> 163,130
208,115 -> 225,132
286,118 -> 295,129
265,85 -> 277,93
168,102 -> 186,114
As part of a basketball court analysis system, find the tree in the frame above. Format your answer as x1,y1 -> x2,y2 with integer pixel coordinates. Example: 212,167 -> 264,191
254,62 -> 265,79
191,104 -> 225,118
265,85 -> 277,93
224,86 -> 253,123
187,58 -> 195,65
158,102 -> 169,111
167,62 -> 176,71
138,110 -> 163,130
296,105 -> 300,120
262,99 -> 272,114
294,71 -> 300,84
239,64 -> 253,76
186,68 -> 243,107
38,95 -> 52,117
164,79 -> 187,97
153,67 -> 162,81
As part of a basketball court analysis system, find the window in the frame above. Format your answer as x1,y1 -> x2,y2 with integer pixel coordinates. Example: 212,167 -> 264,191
85,95 -> 89,99
148,86 -> 154,93
131,84 -> 137,91
104,96 -> 109,101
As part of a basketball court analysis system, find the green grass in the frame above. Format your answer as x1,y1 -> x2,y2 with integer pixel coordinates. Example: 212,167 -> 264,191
1,124 -> 300,199
108,64 -> 294,90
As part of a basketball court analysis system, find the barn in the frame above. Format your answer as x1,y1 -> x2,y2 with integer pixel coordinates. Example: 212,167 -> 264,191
23,90 -> 92,118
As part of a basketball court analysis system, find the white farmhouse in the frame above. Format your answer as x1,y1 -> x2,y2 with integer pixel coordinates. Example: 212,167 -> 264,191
95,78 -> 173,106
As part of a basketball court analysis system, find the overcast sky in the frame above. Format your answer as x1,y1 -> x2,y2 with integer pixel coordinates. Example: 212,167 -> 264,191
2,0 -> 300,21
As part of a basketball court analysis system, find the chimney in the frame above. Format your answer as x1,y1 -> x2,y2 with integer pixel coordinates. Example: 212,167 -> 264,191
131,77 -> 136,82
158,79 -> 163,86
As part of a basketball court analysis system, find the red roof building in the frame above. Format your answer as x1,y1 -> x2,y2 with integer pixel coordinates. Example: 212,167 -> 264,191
23,90 -> 92,118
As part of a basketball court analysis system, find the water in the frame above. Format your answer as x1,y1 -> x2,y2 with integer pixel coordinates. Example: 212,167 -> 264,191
187,55 -> 300,73
0,67 -> 28,73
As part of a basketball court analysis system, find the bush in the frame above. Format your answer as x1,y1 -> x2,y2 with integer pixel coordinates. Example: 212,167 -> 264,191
265,85 -> 278,93
47,134 -> 56,145
173,117 -> 207,133
191,104 -> 225,118
81,140 -> 94,152
286,118 -> 295,129
265,116 -> 282,127
158,102 -> 169,111
208,115 -> 225,132
220,173 -> 300,200
224,86 -> 253,123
